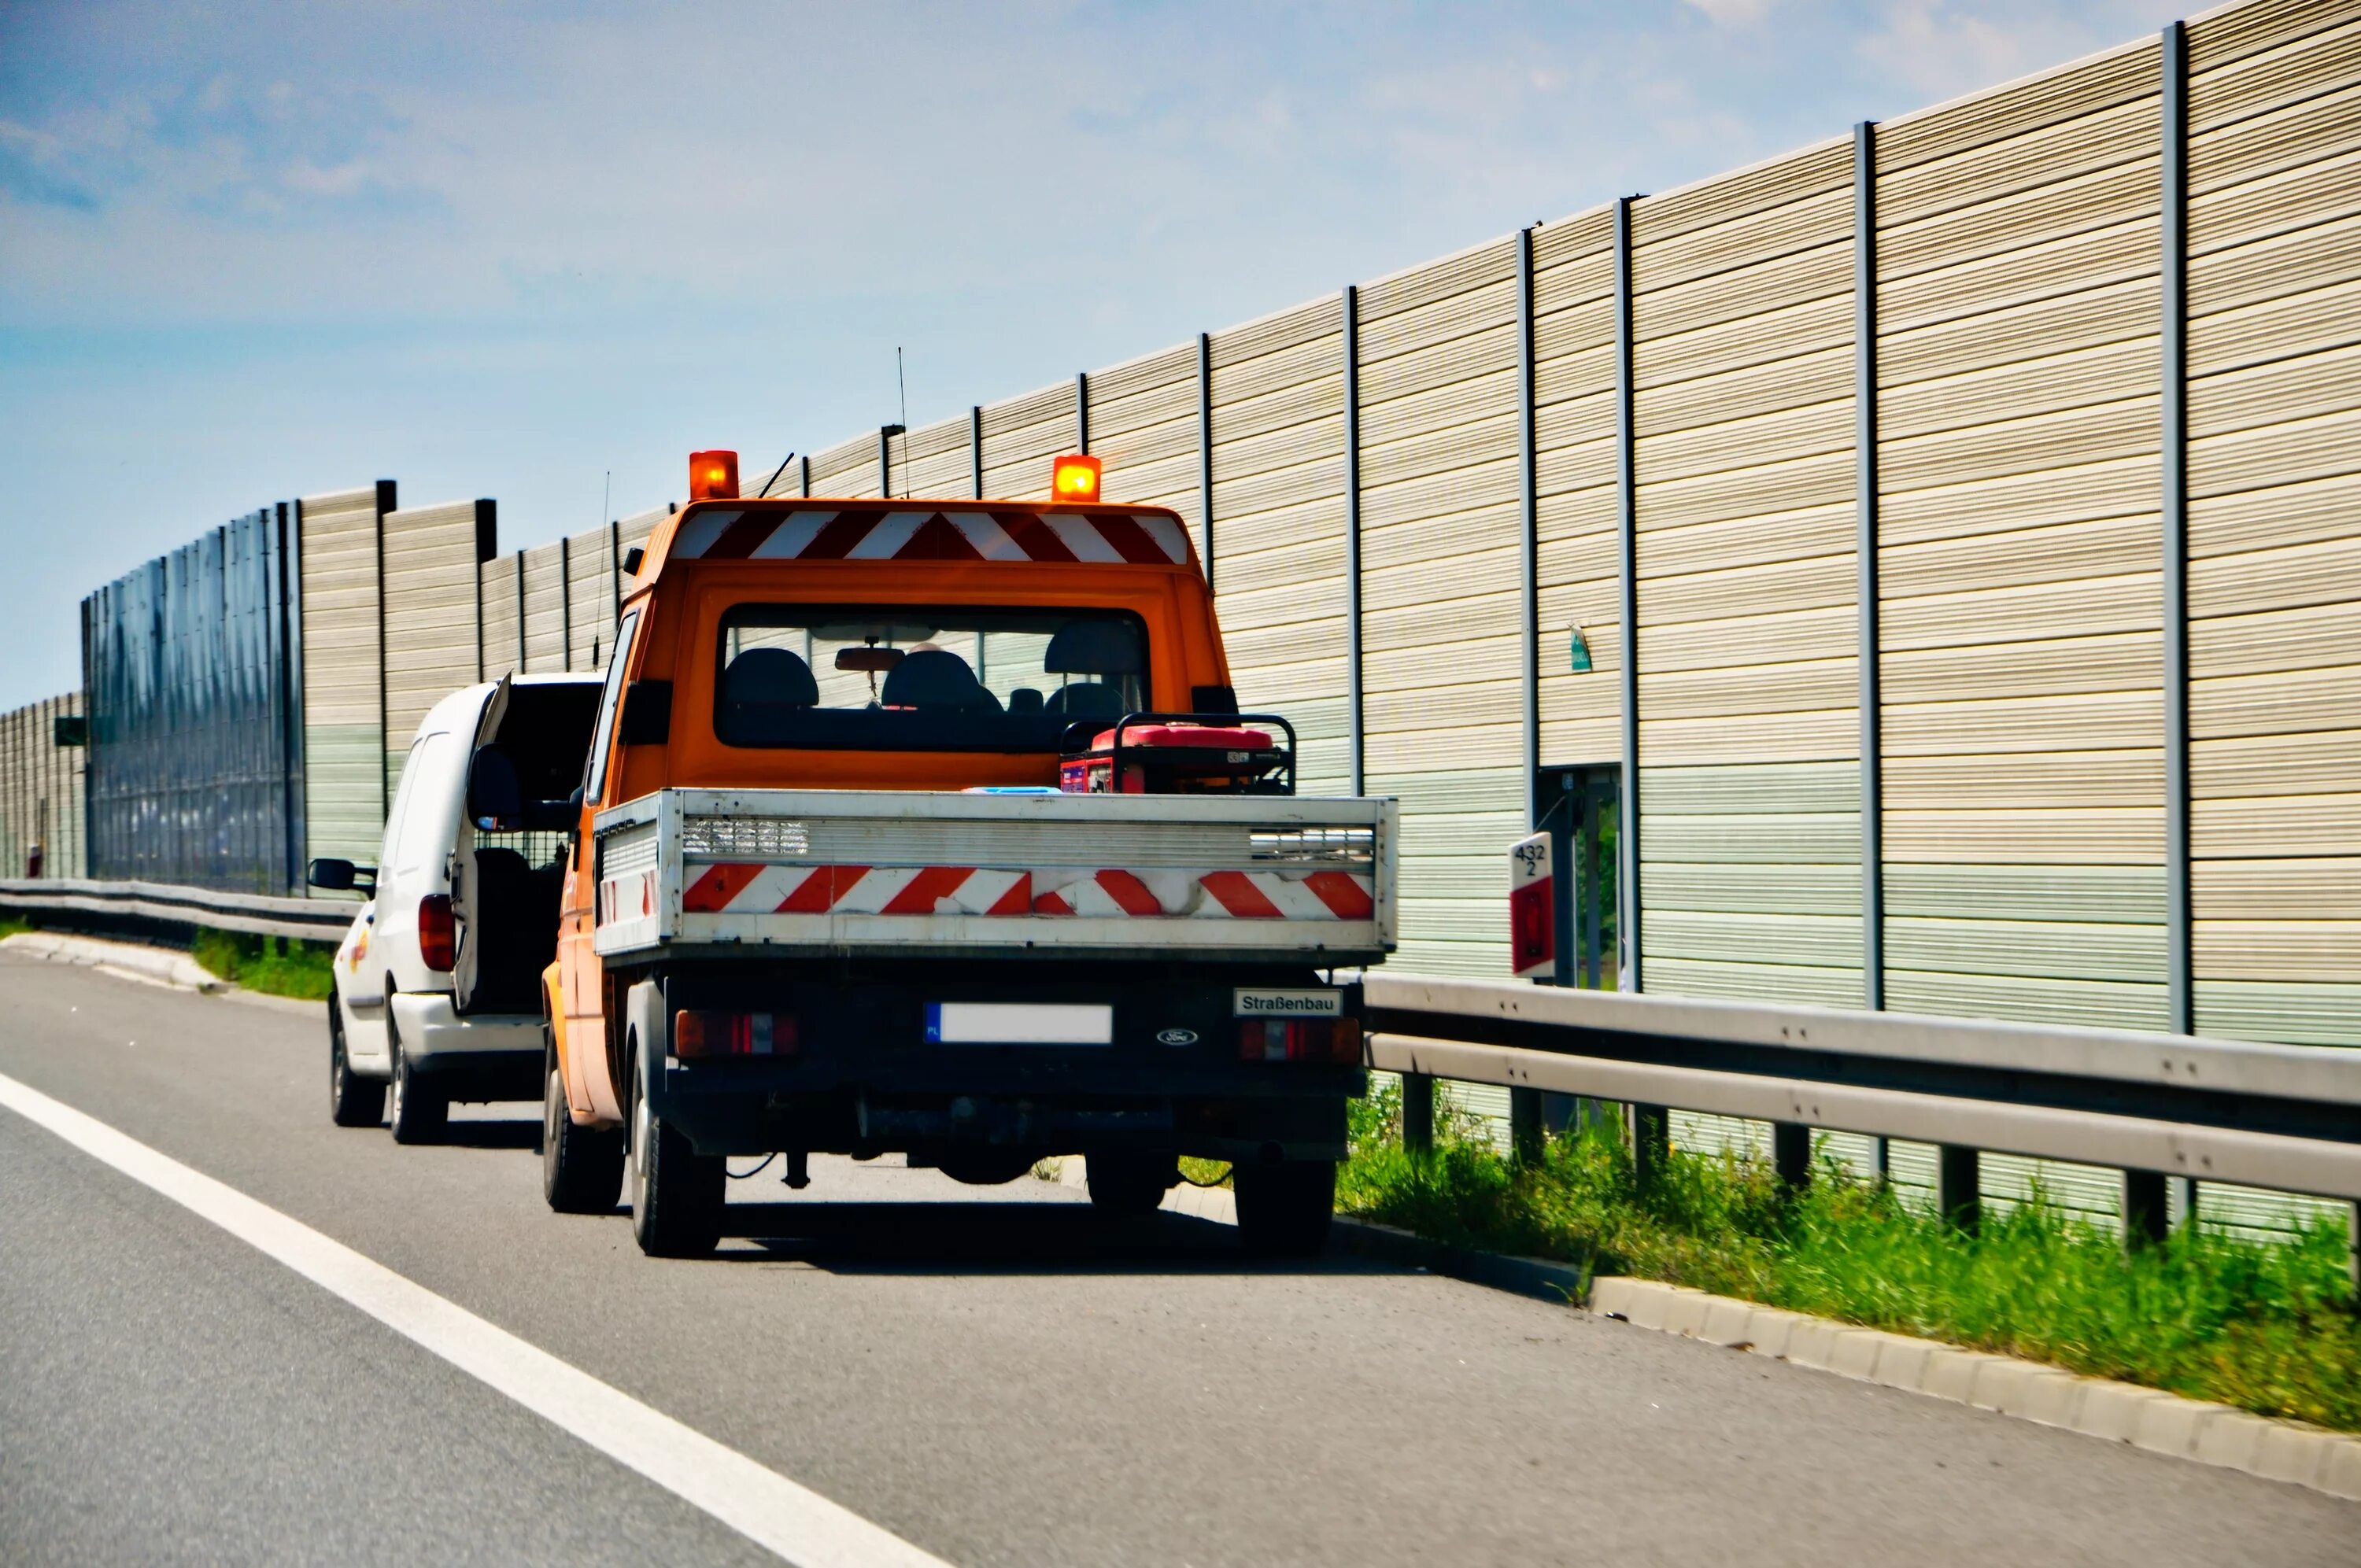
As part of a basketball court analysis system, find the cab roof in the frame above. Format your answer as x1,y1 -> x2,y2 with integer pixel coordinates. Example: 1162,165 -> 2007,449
643,497 -> 1198,584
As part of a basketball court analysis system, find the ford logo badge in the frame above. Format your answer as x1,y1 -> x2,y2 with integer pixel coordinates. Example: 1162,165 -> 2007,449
1156,1028 -> 1199,1047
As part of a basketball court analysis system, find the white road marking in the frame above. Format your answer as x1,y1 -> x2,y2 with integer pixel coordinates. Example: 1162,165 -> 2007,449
0,1068 -> 951,1568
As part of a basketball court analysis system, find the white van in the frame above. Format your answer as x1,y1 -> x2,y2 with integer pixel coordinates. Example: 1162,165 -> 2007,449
312,673 -> 603,1142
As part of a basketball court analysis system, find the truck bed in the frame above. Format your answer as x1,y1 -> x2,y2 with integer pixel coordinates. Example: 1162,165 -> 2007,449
593,788 -> 1397,965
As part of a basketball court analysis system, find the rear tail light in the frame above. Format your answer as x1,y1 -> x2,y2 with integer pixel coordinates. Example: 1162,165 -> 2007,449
674,1010 -> 797,1059
1238,1015 -> 1362,1065
418,895 -> 456,972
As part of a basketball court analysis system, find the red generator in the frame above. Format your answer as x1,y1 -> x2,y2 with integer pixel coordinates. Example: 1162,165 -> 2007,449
1059,712 -> 1298,795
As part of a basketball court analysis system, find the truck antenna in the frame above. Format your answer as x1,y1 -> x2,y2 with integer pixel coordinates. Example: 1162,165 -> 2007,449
896,347 -> 910,497
756,450 -> 796,499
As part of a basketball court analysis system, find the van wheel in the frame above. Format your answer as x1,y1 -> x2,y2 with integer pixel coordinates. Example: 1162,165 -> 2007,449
1234,1160 -> 1336,1257
629,1063 -> 722,1256
386,1020 -> 448,1145
328,998 -> 384,1128
543,1042 -> 624,1214
1087,1153 -> 1176,1218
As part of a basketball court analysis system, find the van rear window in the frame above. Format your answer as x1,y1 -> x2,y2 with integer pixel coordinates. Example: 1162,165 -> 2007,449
714,604 -> 1149,752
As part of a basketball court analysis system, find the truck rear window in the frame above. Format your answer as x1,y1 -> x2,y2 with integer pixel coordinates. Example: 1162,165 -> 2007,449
714,604 -> 1150,752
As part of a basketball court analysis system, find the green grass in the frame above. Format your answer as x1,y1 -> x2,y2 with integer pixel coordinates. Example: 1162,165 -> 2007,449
1338,1079 -> 2361,1433
0,916 -> 35,941
190,928 -> 337,1002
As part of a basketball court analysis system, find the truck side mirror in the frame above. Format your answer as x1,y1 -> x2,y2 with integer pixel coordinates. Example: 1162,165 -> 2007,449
308,858 -> 374,893
619,680 -> 673,746
623,546 -> 645,576
467,744 -> 527,831
1192,684 -> 1240,715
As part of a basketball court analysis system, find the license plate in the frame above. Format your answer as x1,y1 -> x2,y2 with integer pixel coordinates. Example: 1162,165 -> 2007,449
1233,989 -> 1343,1017
926,1002 -> 1114,1045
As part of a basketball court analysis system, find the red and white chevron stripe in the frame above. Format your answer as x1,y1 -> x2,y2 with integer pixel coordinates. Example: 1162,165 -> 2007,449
677,862 -> 1375,921
668,507 -> 1195,566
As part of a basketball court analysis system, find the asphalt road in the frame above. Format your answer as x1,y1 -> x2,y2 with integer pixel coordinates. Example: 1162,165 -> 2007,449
2,950 -> 2353,1567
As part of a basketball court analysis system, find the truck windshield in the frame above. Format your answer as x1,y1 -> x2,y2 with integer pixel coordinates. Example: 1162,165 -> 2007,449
714,603 -> 1150,752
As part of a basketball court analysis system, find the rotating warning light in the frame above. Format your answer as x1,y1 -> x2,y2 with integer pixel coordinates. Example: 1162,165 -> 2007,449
1051,453 -> 1102,504
689,449 -> 740,501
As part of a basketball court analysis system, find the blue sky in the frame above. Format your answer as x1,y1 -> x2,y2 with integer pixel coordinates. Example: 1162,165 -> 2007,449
0,0 -> 2182,707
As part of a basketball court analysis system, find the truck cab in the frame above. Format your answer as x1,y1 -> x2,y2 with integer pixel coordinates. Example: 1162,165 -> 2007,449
536,451 -> 1395,1256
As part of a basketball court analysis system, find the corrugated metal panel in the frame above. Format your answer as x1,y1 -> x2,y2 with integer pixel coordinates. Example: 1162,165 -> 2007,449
1208,294 -> 1349,794
1535,212 -> 1621,768
479,555 -> 519,682
567,526 -> 614,671
900,415 -> 970,501
805,434 -> 874,500
382,500 -> 481,792
519,542 -> 566,675
1873,45 -> 2164,1010
2189,9 -> 2361,1048
980,382 -> 1075,502
1091,342 -> 1199,530
298,485 -> 384,869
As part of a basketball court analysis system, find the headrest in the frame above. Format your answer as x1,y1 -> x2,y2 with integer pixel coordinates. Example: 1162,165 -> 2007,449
1043,619 -> 1142,675
880,648 -> 1000,712
722,647 -> 818,708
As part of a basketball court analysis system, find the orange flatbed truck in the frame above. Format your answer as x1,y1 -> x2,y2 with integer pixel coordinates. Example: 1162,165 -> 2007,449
510,451 -> 1397,1257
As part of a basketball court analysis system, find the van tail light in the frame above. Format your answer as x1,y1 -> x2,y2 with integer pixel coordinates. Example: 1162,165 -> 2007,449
418,895 -> 456,972
1238,1015 -> 1362,1065
674,1010 -> 797,1059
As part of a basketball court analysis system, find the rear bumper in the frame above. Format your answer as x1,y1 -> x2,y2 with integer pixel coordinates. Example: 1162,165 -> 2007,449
388,992 -> 543,1101
640,959 -> 1365,1159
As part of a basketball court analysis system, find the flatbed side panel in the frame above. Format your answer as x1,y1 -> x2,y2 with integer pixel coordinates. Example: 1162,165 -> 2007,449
591,788 -> 1397,959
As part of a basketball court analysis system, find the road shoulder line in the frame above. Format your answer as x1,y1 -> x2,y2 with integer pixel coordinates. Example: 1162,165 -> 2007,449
0,1066 -> 951,1568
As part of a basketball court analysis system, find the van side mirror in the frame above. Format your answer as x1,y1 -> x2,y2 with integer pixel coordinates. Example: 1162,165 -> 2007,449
308,858 -> 374,894
619,680 -> 673,745
467,744 -> 527,831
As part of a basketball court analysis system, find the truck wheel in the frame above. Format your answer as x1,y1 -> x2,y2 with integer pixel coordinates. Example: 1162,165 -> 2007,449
386,1020 -> 448,1146
328,999 -> 384,1128
1087,1153 -> 1175,1218
1235,1160 -> 1336,1258
630,1087 -> 723,1258
542,1045 -> 624,1214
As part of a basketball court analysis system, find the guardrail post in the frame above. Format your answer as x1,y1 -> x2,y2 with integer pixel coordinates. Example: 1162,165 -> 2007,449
1509,1087 -> 1544,1166
1401,1072 -> 1435,1156
2121,1170 -> 2171,1249
1936,1146 -> 1980,1234
1628,1102 -> 1668,1187
1772,1121 -> 1811,1191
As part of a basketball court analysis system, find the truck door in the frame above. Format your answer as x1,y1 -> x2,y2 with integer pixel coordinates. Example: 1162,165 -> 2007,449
561,611 -> 639,1120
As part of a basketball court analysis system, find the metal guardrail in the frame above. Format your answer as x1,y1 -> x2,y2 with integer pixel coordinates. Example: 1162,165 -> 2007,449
1362,975 -> 2361,1209
0,877 -> 353,944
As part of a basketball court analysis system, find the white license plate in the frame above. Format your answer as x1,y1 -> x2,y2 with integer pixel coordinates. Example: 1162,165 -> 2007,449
926,1002 -> 1114,1045
1233,989 -> 1343,1017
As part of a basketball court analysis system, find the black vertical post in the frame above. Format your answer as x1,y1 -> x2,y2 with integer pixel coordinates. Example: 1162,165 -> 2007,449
2162,19 -> 2193,1048
2123,1170 -> 2171,1249
513,552 -> 526,674
1850,120 -> 1892,1185
277,500 -> 305,892
877,426 -> 892,500
1629,1103 -> 1668,1188
1341,285 -> 1365,797
1518,226 -> 1542,830
970,405 -> 984,500
1401,1072 -> 1435,1156
372,480 -> 394,821
1074,371 -> 1089,454
1937,1145 -> 1981,1234
1510,1090 -> 1546,1167
800,454 -> 811,499
1198,330 -> 1216,590
2160,20 -> 2199,1234
1612,198 -> 1642,993
558,535 -> 573,673
1773,1122 -> 1812,1191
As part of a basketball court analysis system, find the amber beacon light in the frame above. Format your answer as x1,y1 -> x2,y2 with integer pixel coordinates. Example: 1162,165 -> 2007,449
1051,453 -> 1102,504
689,449 -> 741,501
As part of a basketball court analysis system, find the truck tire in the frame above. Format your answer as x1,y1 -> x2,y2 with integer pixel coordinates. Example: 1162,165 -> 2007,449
630,1083 -> 723,1258
386,1018 -> 448,1146
1234,1160 -> 1336,1258
1087,1153 -> 1176,1218
328,998 -> 384,1128
542,1042 -> 624,1214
